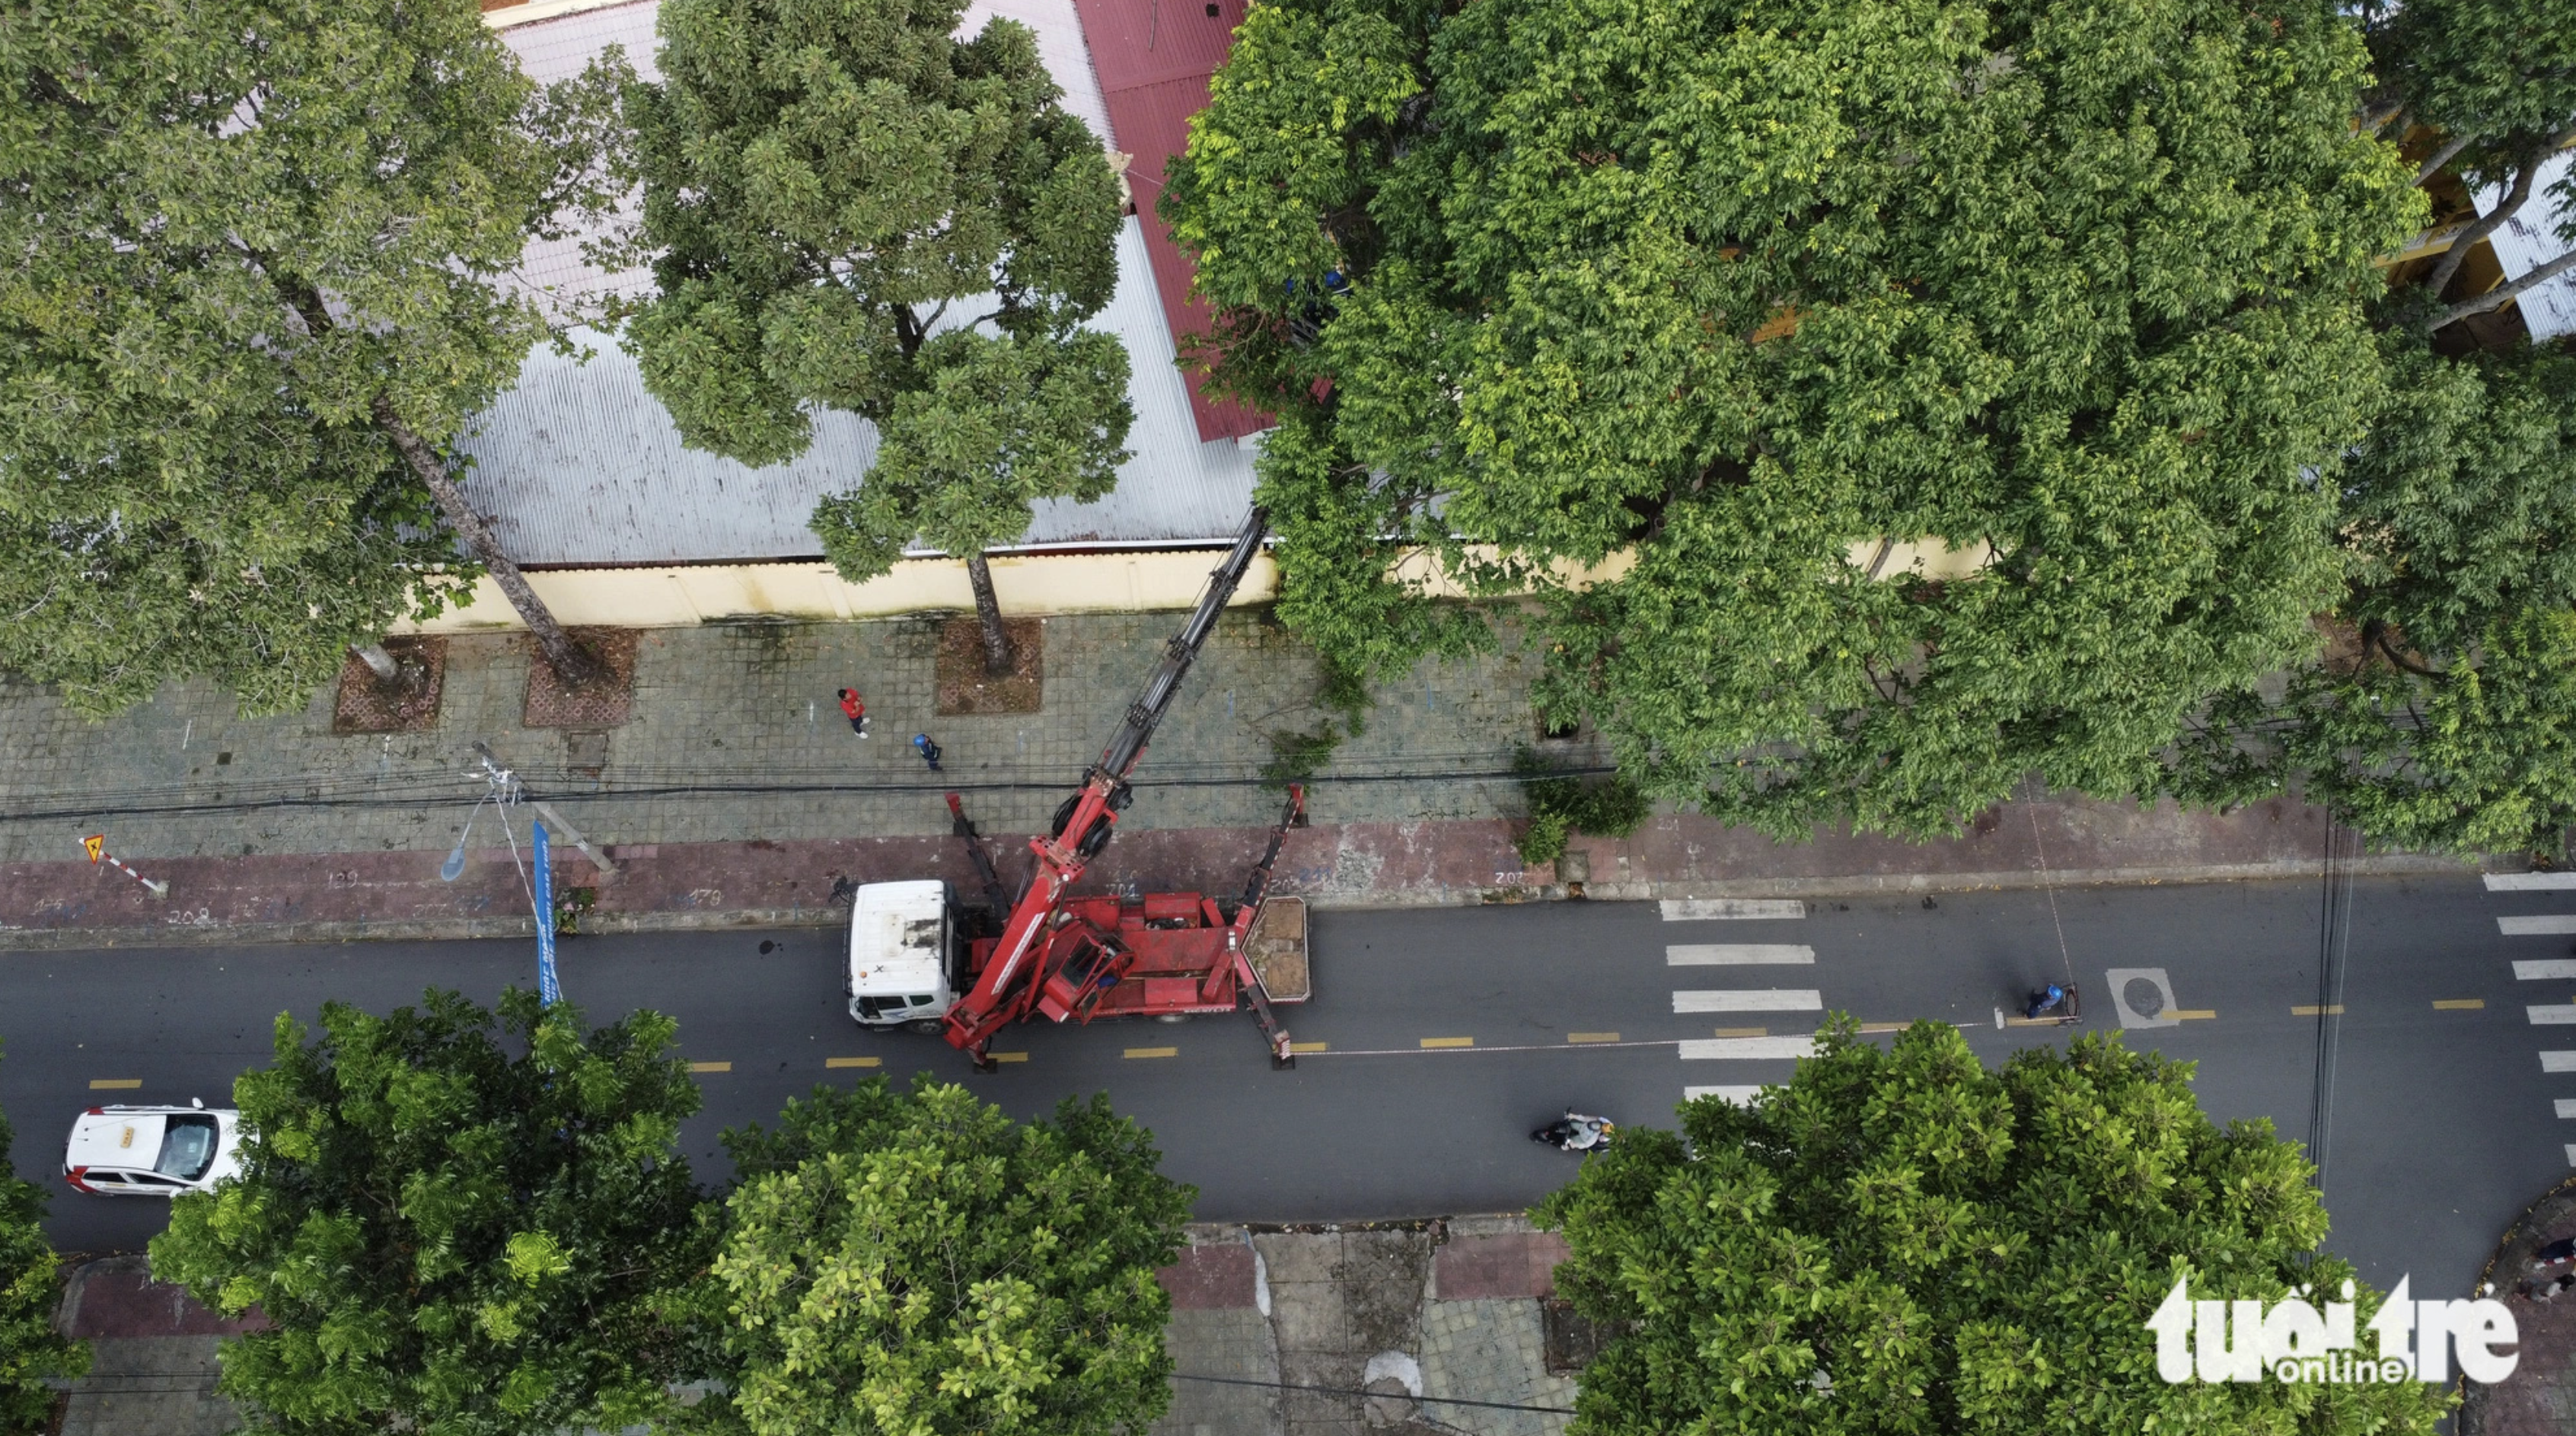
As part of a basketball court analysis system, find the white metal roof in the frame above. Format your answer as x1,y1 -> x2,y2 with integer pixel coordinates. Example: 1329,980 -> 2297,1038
2480,151 -> 2576,344
465,0 -> 1257,567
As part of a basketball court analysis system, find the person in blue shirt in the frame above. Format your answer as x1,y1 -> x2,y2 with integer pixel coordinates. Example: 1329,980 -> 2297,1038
2026,984 -> 2066,1020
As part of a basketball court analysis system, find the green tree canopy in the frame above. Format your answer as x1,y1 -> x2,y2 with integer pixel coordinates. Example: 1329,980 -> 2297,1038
0,1048 -> 88,1436
149,991 -> 709,1436
618,0 -> 1132,672
682,1076 -> 1189,1436
2174,334 -> 2576,856
0,0 -> 621,713
2364,0 -> 2576,329
1164,0 -> 2423,838
1540,1020 -> 2447,1434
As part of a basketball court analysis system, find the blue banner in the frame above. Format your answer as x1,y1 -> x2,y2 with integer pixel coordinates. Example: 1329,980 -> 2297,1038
534,820 -> 560,1006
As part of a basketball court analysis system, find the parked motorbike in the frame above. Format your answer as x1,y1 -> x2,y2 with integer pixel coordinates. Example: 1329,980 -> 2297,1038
1532,1112 -> 1617,1153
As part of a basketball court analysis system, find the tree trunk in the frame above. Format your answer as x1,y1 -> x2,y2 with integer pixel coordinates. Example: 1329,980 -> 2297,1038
2422,148 -> 2538,298
374,397 -> 601,688
2434,243 -> 2576,330
2414,132 -> 2472,186
964,550 -> 1012,676
352,643 -> 400,681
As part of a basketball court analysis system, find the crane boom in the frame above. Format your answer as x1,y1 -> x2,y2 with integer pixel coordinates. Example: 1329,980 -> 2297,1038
1097,509 -> 1269,780
939,508 -> 1270,1062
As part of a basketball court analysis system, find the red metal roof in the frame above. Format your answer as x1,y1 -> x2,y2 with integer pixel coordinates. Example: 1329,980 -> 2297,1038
1074,0 -> 1271,442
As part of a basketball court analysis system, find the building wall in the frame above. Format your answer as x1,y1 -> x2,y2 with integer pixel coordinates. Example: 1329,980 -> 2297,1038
391,537 -> 1992,633
392,548 -> 1286,632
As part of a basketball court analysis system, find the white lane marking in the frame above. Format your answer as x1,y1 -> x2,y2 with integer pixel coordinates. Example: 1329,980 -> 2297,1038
1667,943 -> 1815,965
2557,1099 -> 2576,1119
1680,1037 -> 1817,1060
2488,873 -> 2576,890
1661,898 -> 1807,921
2499,915 -> 2576,935
2517,960 -> 2576,980
1683,1086 -> 1764,1105
1674,989 -> 1825,1013
2567,1144 -> 2576,1167
2546,1052 -> 2576,1073
2532,1006 -> 2576,1024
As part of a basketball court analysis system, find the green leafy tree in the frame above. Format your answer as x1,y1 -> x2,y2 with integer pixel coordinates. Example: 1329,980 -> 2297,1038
2364,0 -> 2576,330
618,0 -> 1132,675
148,991 -> 710,1436
1513,746 -> 1652,867
0,1047 -> 88,1436
0,0 -> 623,712
681,1076 -> 1189,1436
1540,1020 -> 2448,1434
1163,0 -> 2423,839
2175,337 -> 2576,855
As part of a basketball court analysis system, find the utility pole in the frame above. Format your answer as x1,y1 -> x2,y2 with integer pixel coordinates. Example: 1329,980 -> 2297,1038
471,742 -> 618,875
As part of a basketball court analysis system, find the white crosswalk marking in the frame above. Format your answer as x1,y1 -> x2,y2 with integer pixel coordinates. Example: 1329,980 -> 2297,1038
1660,898 -> 1807,921
1680,1036 -> 1816,1060
1673,990 -> 1822,1013
2556,1099 -> 2576,1119
2546,1052 -> 2576,1073
1666,943 -> 1814,965
2488,873 -> 2576,890
2517,960 -> 2576,979
2532,1006 -> 2576,1024
2499,915 -> 2576,935
1683,1086 -> 1764,1104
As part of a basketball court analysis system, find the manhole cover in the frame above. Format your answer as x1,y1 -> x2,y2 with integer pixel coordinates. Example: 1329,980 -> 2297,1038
2123,978 -> 2166,1018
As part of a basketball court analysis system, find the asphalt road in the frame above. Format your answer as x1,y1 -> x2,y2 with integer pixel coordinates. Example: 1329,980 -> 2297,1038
4,872 -> 2565,1304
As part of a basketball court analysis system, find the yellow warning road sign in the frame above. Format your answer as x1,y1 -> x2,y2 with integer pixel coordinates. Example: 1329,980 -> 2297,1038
82,834 -> 104,863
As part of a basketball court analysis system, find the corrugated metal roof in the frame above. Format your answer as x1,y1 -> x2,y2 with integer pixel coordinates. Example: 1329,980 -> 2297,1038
1075,0 -> 1272,442
2482,151 -> 2576,343
456,218 -> 1258,565
457,0 -> 1262,566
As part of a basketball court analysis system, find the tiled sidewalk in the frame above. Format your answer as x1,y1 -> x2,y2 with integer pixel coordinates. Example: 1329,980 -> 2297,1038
0,610 -> 2473,948
52,1217 -> 1579,1436
0,612 -> 1559,868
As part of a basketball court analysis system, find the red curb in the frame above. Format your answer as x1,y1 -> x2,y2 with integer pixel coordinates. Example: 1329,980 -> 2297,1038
1157,1243 -> 1260,1310
1434,1230 -> 1569,1300
0,796 -> 2473,950
61,1258 -> 266,1339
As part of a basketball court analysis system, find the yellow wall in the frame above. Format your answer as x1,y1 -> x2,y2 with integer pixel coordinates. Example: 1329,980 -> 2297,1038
393,549 -> 1284,633
394,535 -> 1994,634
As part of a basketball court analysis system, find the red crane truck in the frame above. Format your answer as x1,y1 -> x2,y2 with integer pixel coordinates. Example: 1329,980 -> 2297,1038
843,510 -> 1311,1070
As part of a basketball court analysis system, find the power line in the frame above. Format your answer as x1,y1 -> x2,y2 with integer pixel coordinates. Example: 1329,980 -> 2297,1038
0,762 -> 1614,827
1171,1371 -> 1577,1414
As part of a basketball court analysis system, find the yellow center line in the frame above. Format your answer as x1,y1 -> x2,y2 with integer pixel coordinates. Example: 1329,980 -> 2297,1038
2172,1010 -> 2218,1020
990,1052 -> 1029,1064
1419,1036 -> 1475,1049
1713,1026 -> 1768,1039
2433,999 -> 2485,1010
825,1057 -> 881,1069
2291,1005 -> 2346,1016
88,1079 -> 141,1090
1566,1032 -> 1621,1044
1289,1042 -> 1329,1053
1124,1046 -> 1178,1059
687,1061 -> 732,1074
1857,1022 -> 1911,1034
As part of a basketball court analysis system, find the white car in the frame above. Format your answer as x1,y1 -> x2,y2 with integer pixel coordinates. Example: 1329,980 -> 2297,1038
62,1102 -> 244,1197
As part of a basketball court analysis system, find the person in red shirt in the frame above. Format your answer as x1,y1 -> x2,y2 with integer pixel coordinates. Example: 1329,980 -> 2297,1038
836,688 -> 870,738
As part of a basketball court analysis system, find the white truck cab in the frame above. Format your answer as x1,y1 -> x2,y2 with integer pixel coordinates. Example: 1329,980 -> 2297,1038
847,879 -> 957,1030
